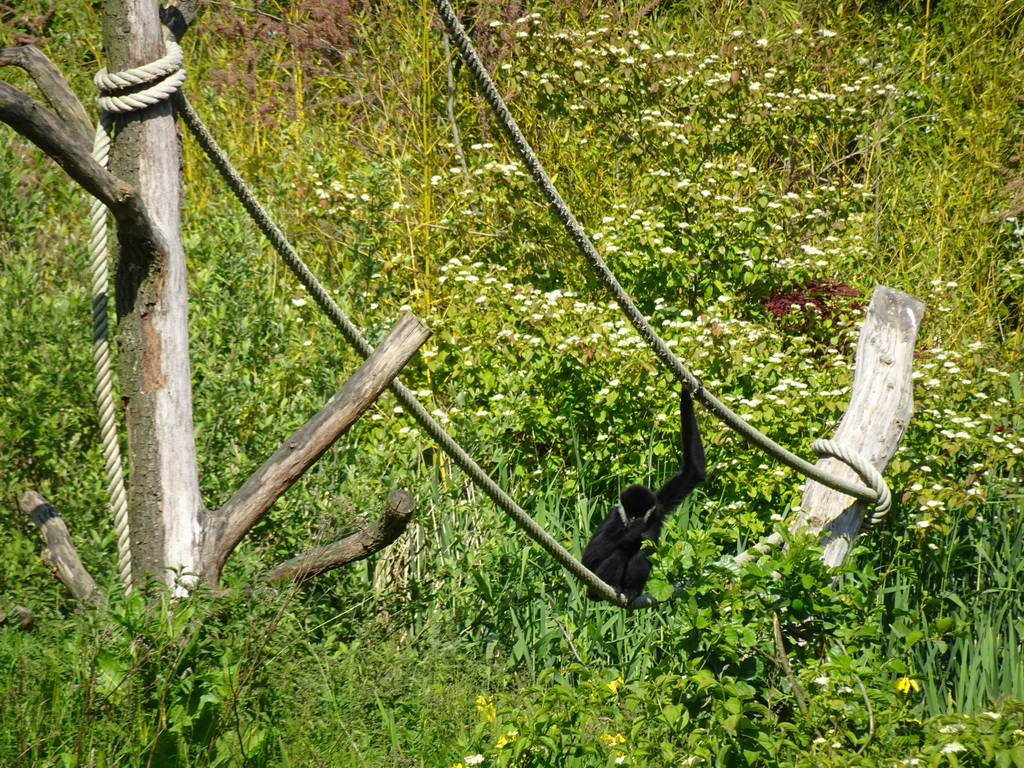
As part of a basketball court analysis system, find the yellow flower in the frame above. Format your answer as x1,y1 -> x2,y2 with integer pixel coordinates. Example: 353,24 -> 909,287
895,677 -> 921,694
601,733 -> 626,748
475,695 -> 496,722
607,677 -> 624,694
495,730 -> 518,749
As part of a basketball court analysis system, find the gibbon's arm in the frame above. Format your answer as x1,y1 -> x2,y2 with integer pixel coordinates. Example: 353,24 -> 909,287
654,388 -> 707,512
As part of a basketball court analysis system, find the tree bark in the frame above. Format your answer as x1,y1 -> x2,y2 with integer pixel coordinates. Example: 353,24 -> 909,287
102,0 -> 205,588
267,489 -> 416,583
19,490 -> 100,603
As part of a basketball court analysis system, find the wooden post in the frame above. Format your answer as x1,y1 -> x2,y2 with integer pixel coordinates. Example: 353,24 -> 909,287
101,0 -> 205,588
793,286 -> 925,566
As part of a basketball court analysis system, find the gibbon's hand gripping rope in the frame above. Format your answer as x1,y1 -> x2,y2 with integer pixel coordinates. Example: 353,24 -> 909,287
87,38 -> 188,590
429,0 -> 890,527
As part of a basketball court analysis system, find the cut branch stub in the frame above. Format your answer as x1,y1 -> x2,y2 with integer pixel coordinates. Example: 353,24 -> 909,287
19,490 -> 101,603
267,489 -> 416,584
205,312 -> 432,587
793,285 -> 925,566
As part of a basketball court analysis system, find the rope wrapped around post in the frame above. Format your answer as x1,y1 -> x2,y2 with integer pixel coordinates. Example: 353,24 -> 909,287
811,440 -> 892,530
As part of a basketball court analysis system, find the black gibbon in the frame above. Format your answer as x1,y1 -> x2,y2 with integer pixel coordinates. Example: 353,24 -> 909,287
581,387 -> 706,601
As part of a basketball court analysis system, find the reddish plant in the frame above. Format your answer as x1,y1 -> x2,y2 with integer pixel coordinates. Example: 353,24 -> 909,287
766,278 -> 861,350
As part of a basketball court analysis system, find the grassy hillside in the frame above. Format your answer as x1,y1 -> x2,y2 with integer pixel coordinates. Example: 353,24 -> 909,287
1,1 -> 1023,765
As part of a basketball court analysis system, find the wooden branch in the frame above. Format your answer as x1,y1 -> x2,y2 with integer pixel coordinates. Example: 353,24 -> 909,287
18,490 -> 101,603
793,286 -> 925,566
267,489 -> 416,584
0,45 -> 93,147
0,80 -> 166,253
205,313 -> 432,586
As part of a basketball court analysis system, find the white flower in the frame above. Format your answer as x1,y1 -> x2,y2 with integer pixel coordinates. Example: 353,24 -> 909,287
291,297 -> 307,307
940,742 -> 965,754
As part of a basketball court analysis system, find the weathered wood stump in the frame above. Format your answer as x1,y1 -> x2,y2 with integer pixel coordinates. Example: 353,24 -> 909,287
19,490 -> 100,602
795,286 -> 925,565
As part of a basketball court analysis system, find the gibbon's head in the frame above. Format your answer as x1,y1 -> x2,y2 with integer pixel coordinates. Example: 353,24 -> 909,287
619,484 -> 656,520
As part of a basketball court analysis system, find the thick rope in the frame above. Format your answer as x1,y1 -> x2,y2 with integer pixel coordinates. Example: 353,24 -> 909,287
811,439 -> 891,529
174,93 -> 627,607
430,0 -> 888,516
89,38 -> 186,590
88,114 -> 132,588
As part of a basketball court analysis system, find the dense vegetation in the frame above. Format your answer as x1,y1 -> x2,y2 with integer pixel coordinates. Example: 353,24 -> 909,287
2,0 -> 1023,765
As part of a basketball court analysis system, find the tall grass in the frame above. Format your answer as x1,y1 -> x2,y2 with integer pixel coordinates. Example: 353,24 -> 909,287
896,483 -> 1024,715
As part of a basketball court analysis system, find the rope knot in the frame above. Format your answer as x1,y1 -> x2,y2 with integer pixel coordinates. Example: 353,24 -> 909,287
810,439 -> 892,530
95,39 -> 185,114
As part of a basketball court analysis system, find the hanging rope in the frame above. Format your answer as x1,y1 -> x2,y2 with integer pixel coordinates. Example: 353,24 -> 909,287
430,0 -> 889,516
88,39 -> 187,591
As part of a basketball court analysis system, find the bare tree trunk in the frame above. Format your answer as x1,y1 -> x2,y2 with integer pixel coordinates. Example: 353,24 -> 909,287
102,0 -> 205,587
